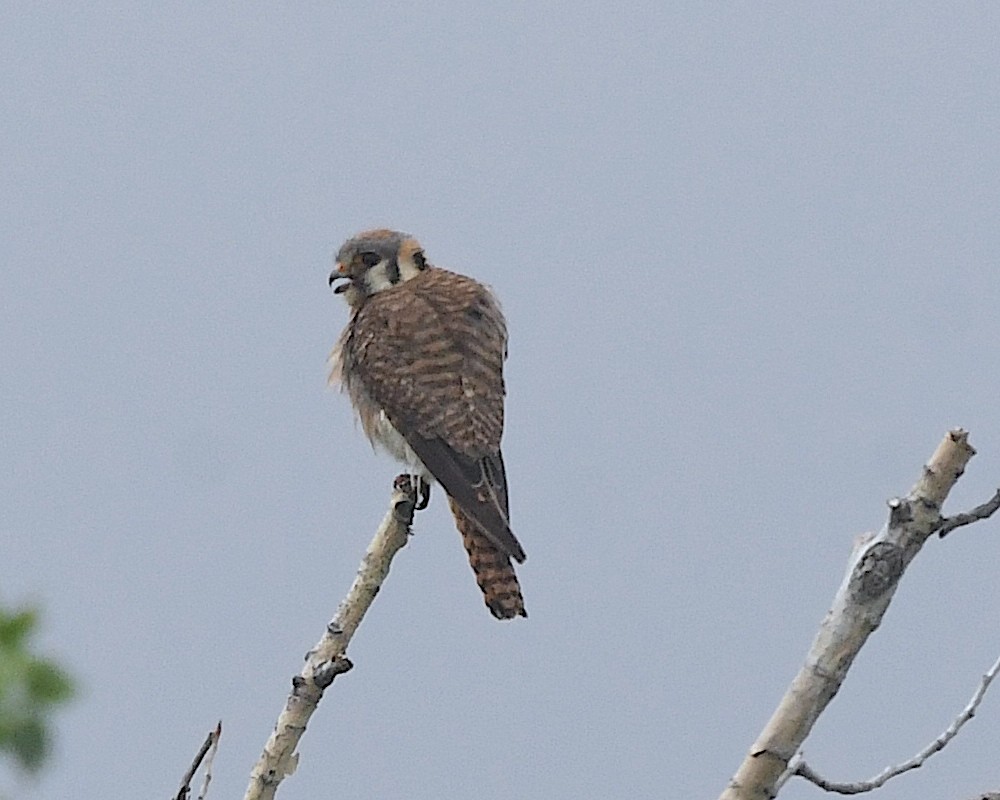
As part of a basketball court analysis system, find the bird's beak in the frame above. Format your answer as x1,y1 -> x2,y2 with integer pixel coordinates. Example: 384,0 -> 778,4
329,262 -> 350,294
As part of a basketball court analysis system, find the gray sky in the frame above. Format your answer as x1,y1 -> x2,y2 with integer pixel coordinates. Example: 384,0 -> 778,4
3,4 -> 1000,798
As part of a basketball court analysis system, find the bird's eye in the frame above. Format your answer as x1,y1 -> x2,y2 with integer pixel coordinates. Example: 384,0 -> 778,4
359,251 -> 382,268
413,250 -> 427,270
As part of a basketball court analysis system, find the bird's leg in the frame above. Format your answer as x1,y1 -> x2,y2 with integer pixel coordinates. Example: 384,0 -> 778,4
413,475 -> 431,510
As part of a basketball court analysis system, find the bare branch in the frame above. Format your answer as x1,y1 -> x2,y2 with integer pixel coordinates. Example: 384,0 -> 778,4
175,722 -> 222,800
792,653 -> 1000,793
243,477 -> 417,800
937,488 -> 1000,538
719,429 -> 980,800
197,721 -> 222,800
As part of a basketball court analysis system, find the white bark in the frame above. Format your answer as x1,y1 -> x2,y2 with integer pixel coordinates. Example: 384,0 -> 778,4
243,478 -> 416,800
720,429 -> 988,800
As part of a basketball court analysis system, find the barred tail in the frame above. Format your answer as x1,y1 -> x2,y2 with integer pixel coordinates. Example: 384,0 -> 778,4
448,497 -> 527,620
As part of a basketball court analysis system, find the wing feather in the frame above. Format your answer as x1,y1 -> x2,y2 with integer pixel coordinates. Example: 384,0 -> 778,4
405,435 -> 524,562
342,268 -> 526,563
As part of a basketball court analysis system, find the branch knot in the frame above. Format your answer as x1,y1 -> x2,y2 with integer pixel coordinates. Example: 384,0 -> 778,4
313,656 -> 353,689
850,542 -> 904,602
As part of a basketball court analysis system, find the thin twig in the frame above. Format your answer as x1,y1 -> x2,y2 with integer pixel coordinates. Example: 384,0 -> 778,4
175,722 -> 222,800
795,654 -> 1000,794
773,752 -> 802,792
937,488 -> 1000,538
197,721 -> 222,800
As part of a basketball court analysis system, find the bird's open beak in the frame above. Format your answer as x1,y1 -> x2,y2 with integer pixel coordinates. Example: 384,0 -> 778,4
329,263 -> 350,293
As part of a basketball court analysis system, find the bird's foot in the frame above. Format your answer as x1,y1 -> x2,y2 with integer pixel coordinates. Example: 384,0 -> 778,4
394,474 -> 431,510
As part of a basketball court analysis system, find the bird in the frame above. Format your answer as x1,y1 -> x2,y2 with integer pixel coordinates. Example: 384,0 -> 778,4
328,228 -> 527,620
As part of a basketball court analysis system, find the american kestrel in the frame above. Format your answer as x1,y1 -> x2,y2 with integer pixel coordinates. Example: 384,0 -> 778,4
328,229 -> 527,620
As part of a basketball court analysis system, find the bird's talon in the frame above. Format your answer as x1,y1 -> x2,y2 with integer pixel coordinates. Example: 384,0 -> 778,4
414,476 -> 431,510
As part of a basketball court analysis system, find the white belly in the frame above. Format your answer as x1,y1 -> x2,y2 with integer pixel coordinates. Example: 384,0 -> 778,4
330,346 -> 434,481
372,410 -> 433,480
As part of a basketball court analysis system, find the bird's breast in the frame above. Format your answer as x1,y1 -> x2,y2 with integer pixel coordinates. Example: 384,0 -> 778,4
353,390 -> 432,479
372,411 -> 425,469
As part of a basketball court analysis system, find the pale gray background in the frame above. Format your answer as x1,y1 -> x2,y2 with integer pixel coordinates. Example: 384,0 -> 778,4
2,3 -> 999,798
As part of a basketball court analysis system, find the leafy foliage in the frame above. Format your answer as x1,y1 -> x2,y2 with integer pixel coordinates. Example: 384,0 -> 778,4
0,605 -> 74,773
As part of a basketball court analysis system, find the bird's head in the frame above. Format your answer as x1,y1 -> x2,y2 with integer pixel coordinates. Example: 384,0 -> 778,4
329,229 -> 429,308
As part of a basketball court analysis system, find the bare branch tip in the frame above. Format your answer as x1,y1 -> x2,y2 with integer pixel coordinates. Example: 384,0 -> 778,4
175,725 -> 220,800
949,427 -> 976,455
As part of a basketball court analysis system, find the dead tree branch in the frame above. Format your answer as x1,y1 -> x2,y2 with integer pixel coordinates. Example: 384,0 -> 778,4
719,429 -> 996,800
175,721 -> 221,800
792,653 -> 1000,793
243,476 -> 417,800
936,488 -> 1000,538
197,721 -> 222,800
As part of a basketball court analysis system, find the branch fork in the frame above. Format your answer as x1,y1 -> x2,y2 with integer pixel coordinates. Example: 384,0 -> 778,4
720,429 -> 1000,800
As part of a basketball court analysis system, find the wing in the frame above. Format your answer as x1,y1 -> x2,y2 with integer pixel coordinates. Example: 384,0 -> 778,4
406,435 -> 525,562
342,268 -> 526,563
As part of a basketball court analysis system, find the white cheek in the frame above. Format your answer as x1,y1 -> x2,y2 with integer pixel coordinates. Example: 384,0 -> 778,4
364,263 -> 394,293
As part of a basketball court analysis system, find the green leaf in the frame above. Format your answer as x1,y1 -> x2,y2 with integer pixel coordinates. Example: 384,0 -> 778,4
25,662 -> 74,705
7,716 -> 47,773
0,602 -> 74,775
0,609 -> 37,650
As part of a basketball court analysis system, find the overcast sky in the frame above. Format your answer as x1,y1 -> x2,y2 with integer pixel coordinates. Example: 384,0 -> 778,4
3,4 -> 1000,798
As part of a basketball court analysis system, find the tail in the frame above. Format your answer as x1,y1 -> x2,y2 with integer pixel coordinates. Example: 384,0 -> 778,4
448,497 -> 527,620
